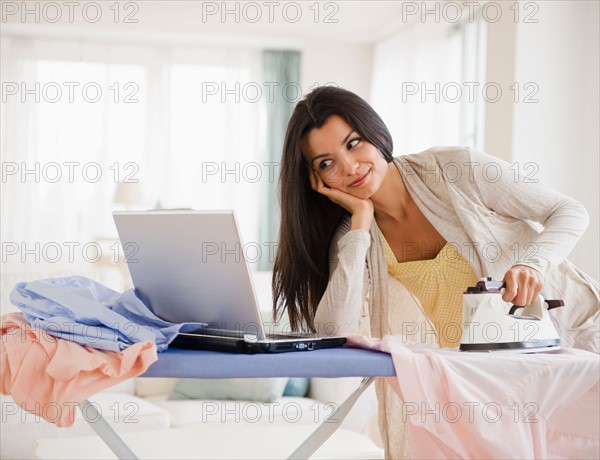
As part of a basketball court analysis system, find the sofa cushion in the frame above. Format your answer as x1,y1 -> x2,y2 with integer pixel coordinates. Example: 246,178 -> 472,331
283,378 -> 310,397
134,377 -> 178,398
169,378 -> 288,403
146,395 -> 335,428
1,392 -> 169,460
98,378 -> 135,395
35,424 -> 385,459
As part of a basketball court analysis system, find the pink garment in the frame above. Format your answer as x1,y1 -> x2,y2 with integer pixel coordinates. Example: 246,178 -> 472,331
347,335 -> 600,459
0,312 -> 157,427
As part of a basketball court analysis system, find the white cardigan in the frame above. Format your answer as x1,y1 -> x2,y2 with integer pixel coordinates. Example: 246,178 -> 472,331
312,146 -> 600,459
314,146 -> 599,352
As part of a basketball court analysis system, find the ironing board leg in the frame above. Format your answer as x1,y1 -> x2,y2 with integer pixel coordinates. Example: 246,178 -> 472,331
287,376 -> 376,460
78,399 -> 139,460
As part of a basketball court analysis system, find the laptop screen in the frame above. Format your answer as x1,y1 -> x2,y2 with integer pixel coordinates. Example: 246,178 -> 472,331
113,210 -> 268,340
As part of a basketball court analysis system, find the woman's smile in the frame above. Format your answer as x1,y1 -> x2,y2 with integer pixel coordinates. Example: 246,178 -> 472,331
349,168 -> 371,187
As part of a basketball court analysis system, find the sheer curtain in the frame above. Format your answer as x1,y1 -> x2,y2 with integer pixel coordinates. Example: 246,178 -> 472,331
1,34 -> 264,291
370,18 -> 487,154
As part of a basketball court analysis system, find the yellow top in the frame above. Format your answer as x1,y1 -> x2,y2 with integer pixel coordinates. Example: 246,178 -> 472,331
380,231 -> 478,348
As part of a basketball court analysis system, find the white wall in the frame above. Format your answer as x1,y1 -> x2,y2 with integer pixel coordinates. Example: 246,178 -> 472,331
300,39 -> 372,100
512,1 -> 599,279
484,16 -> 516,163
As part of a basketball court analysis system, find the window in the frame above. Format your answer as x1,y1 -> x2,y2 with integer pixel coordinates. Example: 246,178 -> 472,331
370,13 -> 488,153
1,37 -> 263,277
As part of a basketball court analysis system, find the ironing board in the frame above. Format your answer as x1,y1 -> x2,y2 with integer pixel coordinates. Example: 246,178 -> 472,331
78,347 -> 396,460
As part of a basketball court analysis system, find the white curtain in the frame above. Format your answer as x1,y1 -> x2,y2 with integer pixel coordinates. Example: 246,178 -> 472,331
370,19 -> 486,155
1,35 -> 264,279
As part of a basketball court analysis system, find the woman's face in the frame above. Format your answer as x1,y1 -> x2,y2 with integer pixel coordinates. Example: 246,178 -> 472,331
302,115 -> 388,199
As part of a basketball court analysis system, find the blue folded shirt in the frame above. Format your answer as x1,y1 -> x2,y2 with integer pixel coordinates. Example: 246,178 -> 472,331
10,276 -> 207,352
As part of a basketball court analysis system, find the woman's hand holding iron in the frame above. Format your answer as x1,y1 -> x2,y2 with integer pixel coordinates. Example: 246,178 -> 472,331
502,265 -> 544,306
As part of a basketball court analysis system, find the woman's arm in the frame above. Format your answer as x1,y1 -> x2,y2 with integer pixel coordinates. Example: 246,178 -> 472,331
313,219 -> 371,336
309,169 -> 374,335
466,147 -> 589,305
467,147 -> 589,275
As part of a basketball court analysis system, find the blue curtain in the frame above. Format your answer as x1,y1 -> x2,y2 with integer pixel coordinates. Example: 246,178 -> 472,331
259,50 -> 301,271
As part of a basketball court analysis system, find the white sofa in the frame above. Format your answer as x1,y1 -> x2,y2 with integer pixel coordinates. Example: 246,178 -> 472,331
1,375 -> 382,459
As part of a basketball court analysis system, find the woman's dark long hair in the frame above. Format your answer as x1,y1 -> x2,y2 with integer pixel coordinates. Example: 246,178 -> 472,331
272,86 -> 394,332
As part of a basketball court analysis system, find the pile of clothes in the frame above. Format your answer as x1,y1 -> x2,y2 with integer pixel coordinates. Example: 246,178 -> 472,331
0,276 -> 205,426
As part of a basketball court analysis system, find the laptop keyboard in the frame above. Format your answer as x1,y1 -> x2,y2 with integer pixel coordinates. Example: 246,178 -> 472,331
266,332 -> 314,340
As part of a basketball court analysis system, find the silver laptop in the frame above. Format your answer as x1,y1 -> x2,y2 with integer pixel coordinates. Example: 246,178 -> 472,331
112,210 -> 346,353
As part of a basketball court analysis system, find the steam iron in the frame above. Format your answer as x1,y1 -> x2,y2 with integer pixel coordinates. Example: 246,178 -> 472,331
460,278 -> 564,352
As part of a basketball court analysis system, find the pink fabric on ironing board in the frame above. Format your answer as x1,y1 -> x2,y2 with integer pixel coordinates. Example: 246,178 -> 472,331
0,312 -> 157,427
347,335 -> 600,460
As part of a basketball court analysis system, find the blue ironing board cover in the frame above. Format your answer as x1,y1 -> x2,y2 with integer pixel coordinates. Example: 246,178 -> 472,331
142,347 -> 396,378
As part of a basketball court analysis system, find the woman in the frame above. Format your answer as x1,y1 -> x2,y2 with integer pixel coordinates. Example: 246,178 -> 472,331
272,86 -> 599,457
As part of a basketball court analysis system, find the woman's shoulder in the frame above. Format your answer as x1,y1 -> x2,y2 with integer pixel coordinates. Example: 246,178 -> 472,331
393,146 -> 505,185
395,145 -> 473,167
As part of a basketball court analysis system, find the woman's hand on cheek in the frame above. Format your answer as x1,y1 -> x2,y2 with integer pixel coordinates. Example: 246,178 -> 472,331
502,265 -> 544,306
310,170 -> 374,230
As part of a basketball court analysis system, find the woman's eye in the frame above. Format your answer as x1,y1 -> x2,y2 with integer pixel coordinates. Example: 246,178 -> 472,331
318,159 -> 333,170
347,137 -> 361,149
